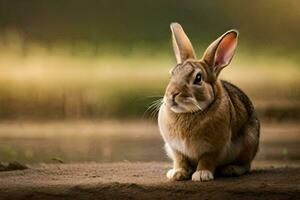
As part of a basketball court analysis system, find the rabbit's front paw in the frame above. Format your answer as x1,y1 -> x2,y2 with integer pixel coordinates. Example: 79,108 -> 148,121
192,170 -> 214,182
166,168 -> 189,181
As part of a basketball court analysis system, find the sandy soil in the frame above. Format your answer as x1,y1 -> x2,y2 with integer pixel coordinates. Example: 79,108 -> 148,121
0,162 -> 299,200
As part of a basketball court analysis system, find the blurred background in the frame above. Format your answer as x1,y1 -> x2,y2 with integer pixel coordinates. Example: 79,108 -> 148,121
0,0 -> 299,165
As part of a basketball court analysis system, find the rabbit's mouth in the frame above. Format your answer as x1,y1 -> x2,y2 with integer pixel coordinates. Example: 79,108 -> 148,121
170,104 -> 188,113
166,97 -> 202,114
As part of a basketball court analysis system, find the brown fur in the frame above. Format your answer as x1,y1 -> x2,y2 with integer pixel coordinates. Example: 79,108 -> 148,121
158,23 -> 260,181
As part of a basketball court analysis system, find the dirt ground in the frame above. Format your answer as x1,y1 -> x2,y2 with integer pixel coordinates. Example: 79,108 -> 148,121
0,162 -> 299,200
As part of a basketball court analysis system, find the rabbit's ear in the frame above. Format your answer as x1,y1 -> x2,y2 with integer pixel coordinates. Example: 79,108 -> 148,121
170,23 -> 196,64
202,30 -> 238,76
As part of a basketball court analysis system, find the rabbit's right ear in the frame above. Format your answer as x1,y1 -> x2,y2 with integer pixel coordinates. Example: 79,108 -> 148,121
170,23 -> 196,64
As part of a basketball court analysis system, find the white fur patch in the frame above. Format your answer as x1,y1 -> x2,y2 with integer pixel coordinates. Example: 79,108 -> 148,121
166,135 -> 211,160
164,143 -> 175,160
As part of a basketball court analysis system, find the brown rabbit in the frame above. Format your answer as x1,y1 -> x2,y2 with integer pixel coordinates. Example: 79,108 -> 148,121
158,23 -> 260,181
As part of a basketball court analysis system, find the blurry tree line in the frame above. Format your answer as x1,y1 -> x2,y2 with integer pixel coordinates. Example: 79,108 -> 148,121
0,0 -> 299,52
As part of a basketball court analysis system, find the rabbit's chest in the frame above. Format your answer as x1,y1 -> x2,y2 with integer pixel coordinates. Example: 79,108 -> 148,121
168,134 -> 210,160
158,105 -> 212,159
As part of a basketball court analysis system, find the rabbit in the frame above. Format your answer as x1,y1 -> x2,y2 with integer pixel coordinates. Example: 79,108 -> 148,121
158,23 -> 260,182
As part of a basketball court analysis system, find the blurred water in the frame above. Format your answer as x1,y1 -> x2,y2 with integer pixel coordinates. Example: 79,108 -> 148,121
0,121 -> 299,165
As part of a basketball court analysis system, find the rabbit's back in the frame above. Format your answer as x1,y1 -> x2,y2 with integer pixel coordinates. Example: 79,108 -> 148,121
222,80 -> 256,118
221,80 -> 260,152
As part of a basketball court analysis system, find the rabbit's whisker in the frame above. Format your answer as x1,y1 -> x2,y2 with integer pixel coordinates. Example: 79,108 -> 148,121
144,97 -> 164,120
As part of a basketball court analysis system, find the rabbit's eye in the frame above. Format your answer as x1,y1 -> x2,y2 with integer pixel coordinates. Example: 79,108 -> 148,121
194,73 -> 202,84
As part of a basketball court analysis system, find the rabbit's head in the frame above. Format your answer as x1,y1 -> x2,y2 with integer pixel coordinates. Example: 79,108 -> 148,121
164,23 -> 238,114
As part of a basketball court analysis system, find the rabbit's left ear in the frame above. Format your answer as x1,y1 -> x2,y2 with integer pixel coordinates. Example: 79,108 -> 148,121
170,23 -> 196,64
202,30 -> 238,76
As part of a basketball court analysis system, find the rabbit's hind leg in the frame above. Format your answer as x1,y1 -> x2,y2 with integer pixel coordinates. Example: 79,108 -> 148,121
218,118 -> 260,177
217,164 -> 250,177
